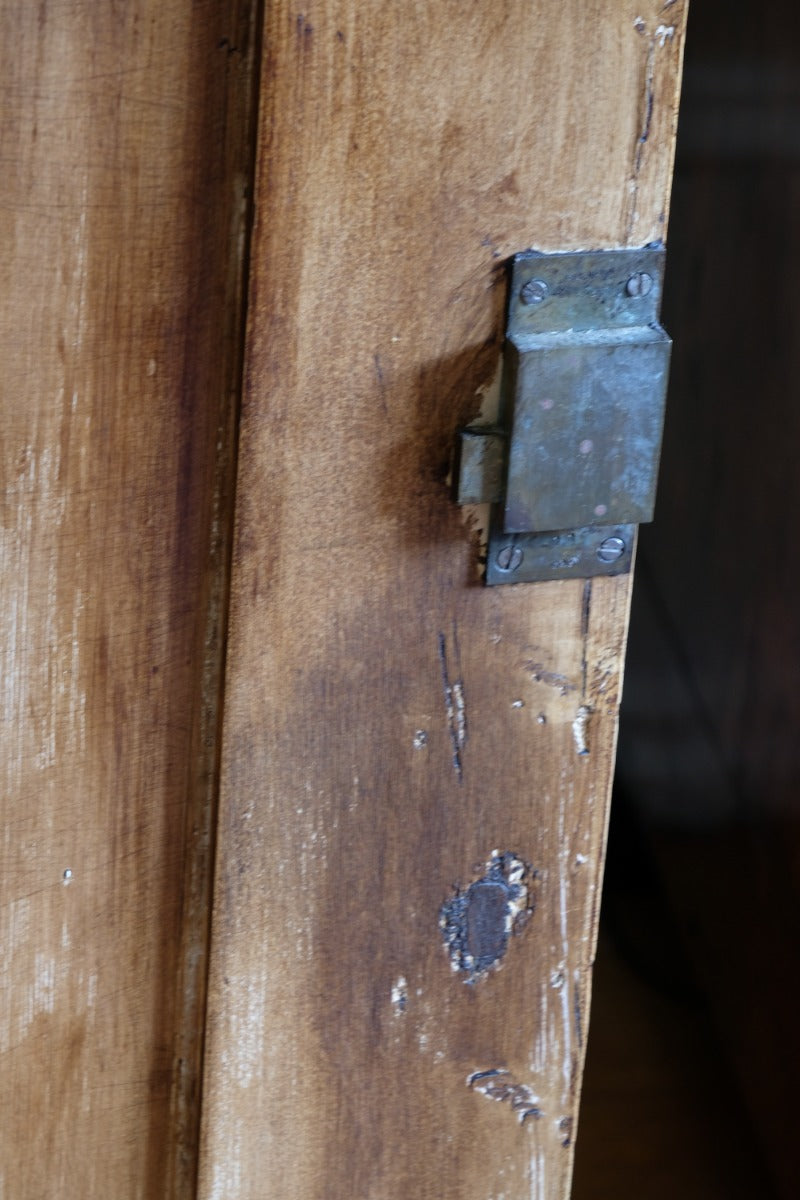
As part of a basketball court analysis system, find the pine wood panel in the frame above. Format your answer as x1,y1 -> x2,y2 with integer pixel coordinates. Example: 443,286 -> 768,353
0,2 -> 258,1195
198,3 -> 687,1198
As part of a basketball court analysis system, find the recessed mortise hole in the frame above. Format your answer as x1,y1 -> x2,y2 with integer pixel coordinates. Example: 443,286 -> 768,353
439,850 -> 535,982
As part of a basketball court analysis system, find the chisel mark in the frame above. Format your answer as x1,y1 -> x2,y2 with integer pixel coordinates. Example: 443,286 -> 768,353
438,628 -> 467,782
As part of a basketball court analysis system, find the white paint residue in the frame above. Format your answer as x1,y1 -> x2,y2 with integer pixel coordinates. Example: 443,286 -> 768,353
0,901 -> 95,1053
68,588 -> 86,756
557,798 -> 572,1094
503,853 -> 529,930
449,681 -> 467,750
531,1020 -> 547,1076
571,705 -> 592,756
34,953 -> 56,1016
1,426 -> 88,787
35,553 -> 59,770
8,897 -> 31,952
391,975 -> 407,1015
230,977 -> 266,1089
655,23 -> 675,45
529,1147 -> 547,1200
72,182 -> 89,354
207,1127 -> 243,1200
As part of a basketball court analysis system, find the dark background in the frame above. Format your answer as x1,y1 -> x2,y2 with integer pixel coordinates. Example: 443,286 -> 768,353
573,1 -> 800,1195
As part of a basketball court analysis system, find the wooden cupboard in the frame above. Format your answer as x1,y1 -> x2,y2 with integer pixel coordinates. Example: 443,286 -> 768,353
1,3 -> 686,1196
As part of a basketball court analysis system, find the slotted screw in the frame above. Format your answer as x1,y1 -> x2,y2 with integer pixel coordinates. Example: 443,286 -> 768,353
596,536 -> 626,564
520,278 -> 549,305
625,272 -> 653,298
496,544 -> 523,572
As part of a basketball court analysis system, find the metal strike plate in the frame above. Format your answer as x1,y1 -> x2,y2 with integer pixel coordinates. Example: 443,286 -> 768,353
485,523 -> 636,586
456,246 -> 671,584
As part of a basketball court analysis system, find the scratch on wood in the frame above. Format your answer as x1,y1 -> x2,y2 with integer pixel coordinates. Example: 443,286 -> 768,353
373,353 -> 388,413
580,580 -> 592,640
525,662 -> 576,696
637,51 -> 655,156
467,1068 -> 542,1125
580,580 -> 592,698
626,19 -> 675,239
573,977 -> 583,1048
437,629 -> 466,781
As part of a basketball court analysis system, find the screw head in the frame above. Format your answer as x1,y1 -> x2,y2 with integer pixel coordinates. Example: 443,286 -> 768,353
596,536 -> 626,564
520,277 -> 549,305
496,544 -> 523,572
625,271 -> 653,298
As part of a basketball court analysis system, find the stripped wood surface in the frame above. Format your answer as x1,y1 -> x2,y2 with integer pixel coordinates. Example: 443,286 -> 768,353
0,2 -> 259,1196
199,3 -> 687,1198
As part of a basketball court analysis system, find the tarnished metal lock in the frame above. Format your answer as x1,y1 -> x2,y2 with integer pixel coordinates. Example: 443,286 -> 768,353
456,247 -> 671,584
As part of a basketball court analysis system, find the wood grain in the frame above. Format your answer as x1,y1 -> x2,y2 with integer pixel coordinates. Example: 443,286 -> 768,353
198,3 -> 687,1198
0,2 -> 259,1195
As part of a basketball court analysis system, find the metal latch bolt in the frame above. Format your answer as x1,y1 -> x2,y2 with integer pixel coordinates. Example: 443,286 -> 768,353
455,246 -> 671,584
